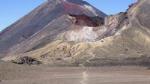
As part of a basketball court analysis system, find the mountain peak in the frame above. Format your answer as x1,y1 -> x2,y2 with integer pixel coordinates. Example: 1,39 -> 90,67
46,0 -> 106,17
0,0 -> 106,57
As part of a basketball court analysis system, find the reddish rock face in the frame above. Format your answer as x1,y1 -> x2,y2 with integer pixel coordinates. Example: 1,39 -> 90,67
60,0 -> 105,17
61,0 -> 84,15
69,14 -> 104,27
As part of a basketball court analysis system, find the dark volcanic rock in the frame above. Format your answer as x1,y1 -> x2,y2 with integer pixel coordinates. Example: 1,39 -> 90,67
12,56 -> 41,65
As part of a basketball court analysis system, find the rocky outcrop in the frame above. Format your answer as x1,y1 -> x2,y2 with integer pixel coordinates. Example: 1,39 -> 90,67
63,12 -> 129,42
12,56 -> 41,65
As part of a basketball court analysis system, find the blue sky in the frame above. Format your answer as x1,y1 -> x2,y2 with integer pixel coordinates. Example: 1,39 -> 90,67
0,0 -> 136,31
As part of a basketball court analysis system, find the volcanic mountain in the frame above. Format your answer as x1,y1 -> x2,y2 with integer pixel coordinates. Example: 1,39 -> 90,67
1,0 -> 150,66
0,0 -> 106,57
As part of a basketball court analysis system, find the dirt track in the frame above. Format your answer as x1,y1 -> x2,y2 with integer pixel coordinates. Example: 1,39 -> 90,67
0,61 -> 150,84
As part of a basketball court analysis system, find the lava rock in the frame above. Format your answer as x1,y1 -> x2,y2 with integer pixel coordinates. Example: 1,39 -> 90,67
12,56 -> 41,65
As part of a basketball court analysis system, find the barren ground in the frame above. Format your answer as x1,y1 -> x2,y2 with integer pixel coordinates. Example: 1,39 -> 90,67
0,61 -> 150,84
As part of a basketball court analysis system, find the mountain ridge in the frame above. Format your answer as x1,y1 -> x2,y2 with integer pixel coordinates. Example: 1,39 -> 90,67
0,0 -> 106,58
1,0 -> 150,66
